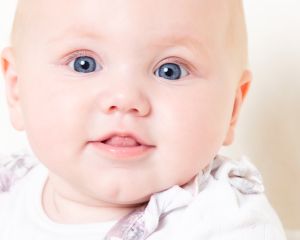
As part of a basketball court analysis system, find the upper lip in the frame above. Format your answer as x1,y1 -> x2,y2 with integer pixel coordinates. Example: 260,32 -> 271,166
92,131 -> 155,147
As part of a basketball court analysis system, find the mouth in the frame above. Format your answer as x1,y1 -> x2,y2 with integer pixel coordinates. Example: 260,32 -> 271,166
89,132 -> 155,160
102,135 -> 142,147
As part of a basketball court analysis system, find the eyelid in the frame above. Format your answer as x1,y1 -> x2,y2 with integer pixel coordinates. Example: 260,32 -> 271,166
154,57 -> 194,79
62,49 -> 102,74
63,49 -> 98,64
157,57 -> 192,75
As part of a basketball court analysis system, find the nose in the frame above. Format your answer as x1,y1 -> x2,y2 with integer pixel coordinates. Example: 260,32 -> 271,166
99,86 -> 151,117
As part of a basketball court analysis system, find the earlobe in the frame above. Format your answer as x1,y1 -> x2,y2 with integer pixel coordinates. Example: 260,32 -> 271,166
223,70 -> 252,146
1,47 -> 25,131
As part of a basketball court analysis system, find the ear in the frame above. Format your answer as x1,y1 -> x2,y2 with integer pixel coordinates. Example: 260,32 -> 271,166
1,47 -> 25,131
223,70 -> 252,146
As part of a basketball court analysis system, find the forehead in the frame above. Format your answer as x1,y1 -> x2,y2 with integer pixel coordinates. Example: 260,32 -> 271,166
19,0 -> 230,48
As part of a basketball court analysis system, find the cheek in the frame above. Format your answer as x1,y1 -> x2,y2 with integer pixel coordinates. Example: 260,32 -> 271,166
154,83 -> 234,172
20,76 -> 90,165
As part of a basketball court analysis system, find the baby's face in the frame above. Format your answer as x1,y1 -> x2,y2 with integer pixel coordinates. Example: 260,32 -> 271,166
3,0 -> 249,205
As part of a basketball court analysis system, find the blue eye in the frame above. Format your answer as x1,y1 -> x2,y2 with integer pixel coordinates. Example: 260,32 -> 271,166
72,56 -> 97,73
155,63 -> 189,80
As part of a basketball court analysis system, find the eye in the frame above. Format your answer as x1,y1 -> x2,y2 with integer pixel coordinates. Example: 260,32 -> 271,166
69,56 -> 98,73
154,62 -> 189,80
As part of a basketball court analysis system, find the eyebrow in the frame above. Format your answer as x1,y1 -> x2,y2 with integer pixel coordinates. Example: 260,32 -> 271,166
47,27 -> 208,58
47,27 -> 103,44
149,34 -> 206,53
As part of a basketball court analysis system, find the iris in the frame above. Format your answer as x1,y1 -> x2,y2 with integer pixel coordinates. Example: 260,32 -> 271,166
73,56 -> 97,73
156,63 -> 184,80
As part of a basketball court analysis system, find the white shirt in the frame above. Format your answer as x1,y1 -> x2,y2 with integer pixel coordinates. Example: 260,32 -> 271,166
0,153 -> 286,240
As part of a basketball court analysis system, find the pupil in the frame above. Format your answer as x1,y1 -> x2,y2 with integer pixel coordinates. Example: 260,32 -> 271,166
80,60 -> 89,70
164,67 -> 173,77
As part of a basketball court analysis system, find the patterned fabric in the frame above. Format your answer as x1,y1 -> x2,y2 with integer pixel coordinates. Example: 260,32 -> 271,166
105,206 -> 147,240
212,155 -> 265,194
103,155 -> 265,240
0,153 -> 265,240
0,151 -> 37,192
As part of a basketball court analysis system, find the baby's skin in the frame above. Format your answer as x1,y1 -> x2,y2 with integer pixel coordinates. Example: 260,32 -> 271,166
1,0 -> 251,224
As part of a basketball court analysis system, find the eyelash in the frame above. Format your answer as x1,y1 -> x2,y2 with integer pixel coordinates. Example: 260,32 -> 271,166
64,50 -> 191,78
163,59 -> 190,72
65,50 -> 97,65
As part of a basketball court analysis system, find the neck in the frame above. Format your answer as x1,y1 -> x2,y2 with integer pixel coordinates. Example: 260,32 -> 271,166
42,177 -> 141,224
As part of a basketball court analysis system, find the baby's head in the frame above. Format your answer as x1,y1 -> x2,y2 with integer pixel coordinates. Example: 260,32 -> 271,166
1,0 -> 250,206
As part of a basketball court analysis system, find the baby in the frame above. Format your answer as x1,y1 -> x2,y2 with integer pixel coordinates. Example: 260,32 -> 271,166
0,0 -> 286,239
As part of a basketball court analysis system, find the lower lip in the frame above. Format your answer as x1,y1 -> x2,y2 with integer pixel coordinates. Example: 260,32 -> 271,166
89,141 -> 155,160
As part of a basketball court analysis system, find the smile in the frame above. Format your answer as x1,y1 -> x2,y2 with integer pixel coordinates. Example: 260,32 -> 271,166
89,135 -> 156,161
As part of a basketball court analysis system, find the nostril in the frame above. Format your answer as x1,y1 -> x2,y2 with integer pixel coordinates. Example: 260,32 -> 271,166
129,108 -> 139,114
108,105 -> 138,114
109,106 -> 117,112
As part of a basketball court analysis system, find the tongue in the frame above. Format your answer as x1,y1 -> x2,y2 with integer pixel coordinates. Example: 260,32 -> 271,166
104,136 -> 140,147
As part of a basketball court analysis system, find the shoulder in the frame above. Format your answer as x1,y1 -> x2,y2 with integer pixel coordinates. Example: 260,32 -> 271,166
0,151 -> 38,193
0,152 -> 42,231
181,155 -> 286,239
0,152 -> 38,213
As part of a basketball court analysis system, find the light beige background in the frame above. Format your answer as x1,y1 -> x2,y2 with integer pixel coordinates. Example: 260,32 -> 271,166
228,0 -> 300,231
0,0 -> 299,235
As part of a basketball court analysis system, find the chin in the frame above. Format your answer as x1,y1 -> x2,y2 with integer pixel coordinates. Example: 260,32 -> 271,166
116,192 -> 152,206
93,185 -> 153,206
